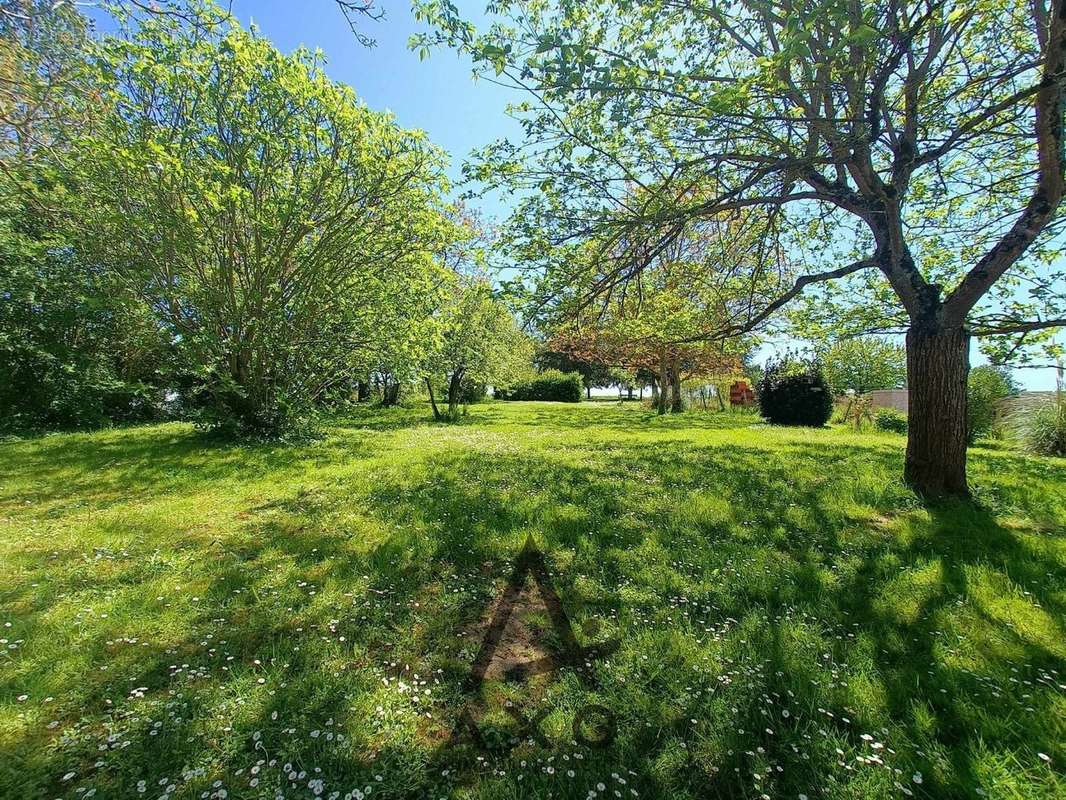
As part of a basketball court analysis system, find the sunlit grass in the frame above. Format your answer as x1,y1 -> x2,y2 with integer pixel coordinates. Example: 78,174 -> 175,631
1,401 -> 1063,799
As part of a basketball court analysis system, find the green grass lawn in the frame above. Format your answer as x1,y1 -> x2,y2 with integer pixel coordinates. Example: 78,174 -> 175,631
1,401 -> 1064,800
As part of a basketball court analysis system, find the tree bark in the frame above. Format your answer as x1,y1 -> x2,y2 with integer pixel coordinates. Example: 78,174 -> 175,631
669,360 -> 683,413
587,385 -> 591,399
656,350 -> 669,415
357,380 -> 369,402
382,379 -> 400,407
904,325 -> 971,498
426,377 -> 442,421
447,367 -> 465,418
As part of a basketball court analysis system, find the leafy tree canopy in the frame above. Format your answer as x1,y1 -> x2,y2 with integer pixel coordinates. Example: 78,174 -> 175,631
423,276 -> 534,419
81,2 -> 459,434
415,0 -> 1066,495
819,337 -> 907,395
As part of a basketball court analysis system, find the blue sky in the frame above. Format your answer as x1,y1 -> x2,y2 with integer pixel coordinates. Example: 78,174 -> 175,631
100,1 -> 1063,390
229,1 -> 521,221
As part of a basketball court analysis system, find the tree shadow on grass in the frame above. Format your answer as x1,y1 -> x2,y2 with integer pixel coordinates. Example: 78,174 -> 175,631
0,422 -> 383,518
2,421 -> 1064,799
477,401 -> 765,434
830,501 -> 1066,797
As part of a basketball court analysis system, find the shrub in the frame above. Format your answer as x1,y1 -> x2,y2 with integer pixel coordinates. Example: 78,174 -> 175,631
1023,396 -> 1066,457
496,370 -> 583,402
874,407 -> 908,434
967,365 -> 1016,443
453,379 -> 488,405
839,393 -> 874,430
89,16 -> 455,438
830,402 -> 849,424
757,358 -> 833,426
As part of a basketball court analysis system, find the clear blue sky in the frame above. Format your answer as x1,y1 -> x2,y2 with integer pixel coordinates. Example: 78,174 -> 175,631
102,1 -> 1064,390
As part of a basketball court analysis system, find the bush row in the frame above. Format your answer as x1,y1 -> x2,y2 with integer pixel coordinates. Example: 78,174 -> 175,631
495,370 -> 583,402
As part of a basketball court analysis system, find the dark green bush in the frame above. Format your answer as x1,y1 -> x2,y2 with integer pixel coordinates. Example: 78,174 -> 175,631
874,407 -> 908,434
184,377 -> 316,441
450,378 -> 487,404
757,358 -> 833,426
496,370 -> 582,402
0,241 -> 174,432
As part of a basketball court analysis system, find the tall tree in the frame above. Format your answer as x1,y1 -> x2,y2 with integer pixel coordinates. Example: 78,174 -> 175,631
0,0 -> 175,430
820,337 -> 907,395
531,197 -> 762,412
419,0 -> 1066,497
545,235 -> 752,413
0,0 -> 98,162
84,5 -> 456,435
423,278 -> 532,420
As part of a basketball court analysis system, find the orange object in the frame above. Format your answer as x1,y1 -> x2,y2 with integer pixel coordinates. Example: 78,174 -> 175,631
729,380 -> 755,406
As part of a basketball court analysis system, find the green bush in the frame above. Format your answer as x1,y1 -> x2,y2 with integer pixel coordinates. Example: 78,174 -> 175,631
0,240 -> 174,432
1023,396 -> 1066,457
874,407 -> 908,434
496,370 -> 583,402
757,358 -> 833,426
185,377 -> 316,441
451,378 -> 487,405
967,365 -> 1016,443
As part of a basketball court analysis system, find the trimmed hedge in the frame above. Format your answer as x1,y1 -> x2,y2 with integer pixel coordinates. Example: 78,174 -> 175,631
757,359 -> 833,426
496,370 -> 583,402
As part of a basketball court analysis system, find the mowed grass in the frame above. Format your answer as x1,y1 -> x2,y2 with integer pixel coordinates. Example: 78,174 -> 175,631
1,401 -> 1064,800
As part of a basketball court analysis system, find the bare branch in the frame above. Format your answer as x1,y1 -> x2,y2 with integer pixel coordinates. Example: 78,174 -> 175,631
669,255 -> 880,345
970,317 -> 1066,335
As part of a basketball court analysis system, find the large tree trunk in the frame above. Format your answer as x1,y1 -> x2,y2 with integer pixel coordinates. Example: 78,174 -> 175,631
357,380 -> 369,402
669,362 -> 683,413
904,325 -> 971,498
656,351 -> 669,415
382,379 -> 400,407
656,376 -> 669,415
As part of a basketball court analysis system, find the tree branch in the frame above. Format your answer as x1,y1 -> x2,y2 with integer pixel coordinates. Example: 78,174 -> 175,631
668,255 -> 880,344
943,0 -> 1066,323
970,317 -> 1066,335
